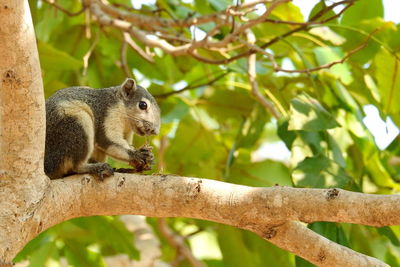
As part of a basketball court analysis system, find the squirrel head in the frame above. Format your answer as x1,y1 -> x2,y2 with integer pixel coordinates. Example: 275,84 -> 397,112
118,78 -> 160,136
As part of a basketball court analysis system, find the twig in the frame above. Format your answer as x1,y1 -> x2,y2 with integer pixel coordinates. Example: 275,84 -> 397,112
155,71 -> 230,98
85,0 -> 288,56
273,28 -> 379,73
82,31 -> 100,76
97,0 -> 273,29
191,0 -> 355,65
42,0 -> 85,16
85,7 -> 91,39
110,2 -> 165,14
123,32 -> 154,63
120,38 -> 132,78
246,30 -> 281,119
157,218 -> 206,267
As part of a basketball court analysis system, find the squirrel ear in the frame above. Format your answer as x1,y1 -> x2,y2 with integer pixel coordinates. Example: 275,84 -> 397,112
120,78 -> 137,99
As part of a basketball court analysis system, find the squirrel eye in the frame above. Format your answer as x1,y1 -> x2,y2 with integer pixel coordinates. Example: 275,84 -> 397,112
139,101 -> 148,110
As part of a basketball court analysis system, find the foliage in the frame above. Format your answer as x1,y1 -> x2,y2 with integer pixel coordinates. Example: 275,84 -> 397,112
16,0 -> 400,266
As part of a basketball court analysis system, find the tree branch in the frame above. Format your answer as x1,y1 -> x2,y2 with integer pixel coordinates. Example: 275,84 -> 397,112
96,0 -> 272,29
191,0 -> 355,65
84,0 -> 290,57
155,71 -> 229,98
157,218 -> 205,267
42,0 -> 86,16
260,221 -> 387,267
33,173 -> 400,266
246,30 -> 282,119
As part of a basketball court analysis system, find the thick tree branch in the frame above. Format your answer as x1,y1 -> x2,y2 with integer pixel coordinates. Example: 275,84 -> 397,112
259,221 -> 387,267
32,173 -> 400,266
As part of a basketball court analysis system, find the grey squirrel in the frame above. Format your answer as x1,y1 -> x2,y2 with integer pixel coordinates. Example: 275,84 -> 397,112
44,78 -> 160,180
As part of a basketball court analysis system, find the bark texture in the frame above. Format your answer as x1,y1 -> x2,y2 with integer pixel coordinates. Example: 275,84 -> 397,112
36,174 -> 390,267
0,0 -> 48,262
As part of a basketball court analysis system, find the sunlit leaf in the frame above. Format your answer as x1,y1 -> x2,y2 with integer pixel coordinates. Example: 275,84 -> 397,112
288,95 -> 340,132
374,49 -> 400,115
314,47 -> 353,85
293,155 -> 352,188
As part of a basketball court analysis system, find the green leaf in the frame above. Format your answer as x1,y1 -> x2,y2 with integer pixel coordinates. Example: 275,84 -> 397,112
217,226 -> 258,267
64,240 -> 106,267
374,49 -> 400,115
29,240 -> 59,267
165,115 -> 226,178
339,18 -> 385,64
308,222 -> 350,247
271,2 -> 303,22
295,256 -> 316,267
71,217 -> 140,260
218,225 -> 294,267
203,88 -> 255,122
236,104 -> 268,149
309,1 -> 337,24
194,0 -> 214,14
229,159 -> 292,187
288,95 -> 340,131
341,0 -> 383,25
161,97 -> 190,123
314,47 -> 353,85
277,119 -> 297,149
38,41 -> 82,72
208,0 -> 230,11
14,231 -> 55,263
377,227 -> 400,247
293,155 -> 352,188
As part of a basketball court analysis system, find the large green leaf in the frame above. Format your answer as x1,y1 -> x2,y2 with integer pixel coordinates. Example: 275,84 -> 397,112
217,225 -> 294,267
341,0 -> 383,25
64,240 -> 106,267
374,49 -> 400,115
229,159 -> 292,187
293,155 -> 352,188
38,41 -> 82,72
165,115 -> 226,178
70,217 -> 140,260
28,241 -> 59,267
236,104 -> 268,149
288,95 -> 340,131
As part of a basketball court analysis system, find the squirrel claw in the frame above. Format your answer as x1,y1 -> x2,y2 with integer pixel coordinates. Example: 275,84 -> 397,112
93,163 -> 114,181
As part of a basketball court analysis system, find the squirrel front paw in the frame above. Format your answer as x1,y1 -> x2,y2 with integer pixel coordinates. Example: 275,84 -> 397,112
129,145 -> 154,171
92,163 -> 114,181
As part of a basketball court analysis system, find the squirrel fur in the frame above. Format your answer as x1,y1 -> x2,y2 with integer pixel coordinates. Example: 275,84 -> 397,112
44,78 -> 160,180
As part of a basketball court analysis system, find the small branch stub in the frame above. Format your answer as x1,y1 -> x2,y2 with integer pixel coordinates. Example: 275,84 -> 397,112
326,188 -> 339,200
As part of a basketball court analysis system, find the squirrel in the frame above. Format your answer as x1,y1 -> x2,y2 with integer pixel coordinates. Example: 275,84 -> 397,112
44,78 -> 160,180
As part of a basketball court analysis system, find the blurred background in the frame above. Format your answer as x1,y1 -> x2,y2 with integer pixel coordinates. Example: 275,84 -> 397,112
15,0 -> 400,266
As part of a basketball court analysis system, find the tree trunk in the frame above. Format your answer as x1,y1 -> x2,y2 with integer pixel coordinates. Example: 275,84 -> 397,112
0,0 -> 48,262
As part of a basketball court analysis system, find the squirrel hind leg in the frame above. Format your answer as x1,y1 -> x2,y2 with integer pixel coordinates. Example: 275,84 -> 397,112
73,162 -> 114,181
89,148 -> 107,163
